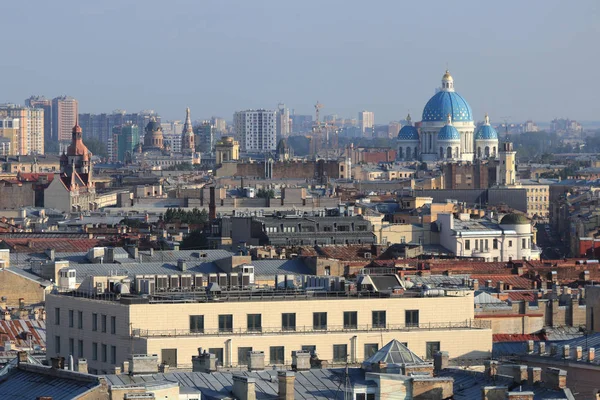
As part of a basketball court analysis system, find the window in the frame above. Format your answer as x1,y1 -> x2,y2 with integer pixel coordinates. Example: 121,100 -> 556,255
356,395 -> 376,400
405,310 -> 419,327
78,311 -> 83,329
101,314 -> 107,333
324,266 -> 331,275
78,340 -> 84,358
364,343 -> 379,359
302,345 -> 316,354
219,314 -> 233,333
102,344 -> 107,362
69,310 -> 74,328
209,348 -> 223,365
426,342 -> 440,359
247,314 -> 262,332
111,316 -> 116,334
508,240 -> 512,247
92,313 -> 98,331
190,315 -> 204,333
493,238 -> 498,250
55,336 -> 61,353
313,312 -> 327,330
238,347 -> 253,365
522,238 -> 526,249
282,313 -> 296,331
372,311 -> 386,328
55,308 -> 60,325
92,342 -> 98,361
270,346 -> 285,364
69,338 -> 74,355
344,311 -> 357,329
465,240 -> 470,250
333,344 -> 347,362
111,346 -> 116,364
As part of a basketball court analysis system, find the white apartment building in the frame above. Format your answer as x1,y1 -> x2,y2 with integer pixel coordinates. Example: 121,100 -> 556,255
359,111 -> 374,136
234,109 -> 277,153
438,213 -> 541,262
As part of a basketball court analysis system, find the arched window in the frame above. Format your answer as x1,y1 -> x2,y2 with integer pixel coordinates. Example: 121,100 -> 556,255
414,147 -> 418,159
440,147 -> 444,159
398,147 -> 403,159
484,146 -> 490,158
447,147 -> 452,159
477,147 -> 482,158
406,147 -> 412,160
492,146 -> 496,156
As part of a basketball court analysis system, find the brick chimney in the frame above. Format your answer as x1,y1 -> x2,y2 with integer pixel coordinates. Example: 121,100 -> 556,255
291,350 -> 311,371
590,348 -> 595,362
545,367 -> 567,390
278,371 -> 295,400
538,342 -> 546,355
482,386 -> 507,400
527,367 -> 541,385
232,374 -> 256,400
128,354 -> 159,375
434,351 -> 449,373
526,340 -> 534,353
247,351 -> 264,371
192,348 -> 217,373
484,360 -> 498,378
510,365 -> 527,384
507,391 -> 534,400
77,358 -> 88,374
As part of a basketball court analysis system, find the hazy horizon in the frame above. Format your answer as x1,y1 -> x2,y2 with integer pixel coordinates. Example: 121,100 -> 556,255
1,0 -> 598,124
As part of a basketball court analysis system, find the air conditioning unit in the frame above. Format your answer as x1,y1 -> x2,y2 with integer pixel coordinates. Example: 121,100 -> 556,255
96,282 -> 104,294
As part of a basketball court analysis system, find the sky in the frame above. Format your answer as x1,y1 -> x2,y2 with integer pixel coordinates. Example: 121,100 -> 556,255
1,0 -> 598,124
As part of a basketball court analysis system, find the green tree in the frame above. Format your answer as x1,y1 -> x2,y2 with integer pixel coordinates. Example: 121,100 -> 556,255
256,188 -> 275,199
180,229 -> 209,250
84,137 -> 108,158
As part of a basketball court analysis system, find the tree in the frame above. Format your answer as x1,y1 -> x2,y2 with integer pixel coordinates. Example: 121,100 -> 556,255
84,137 -> 108,158
256,188 -> 275,199
180,229 -> 209,250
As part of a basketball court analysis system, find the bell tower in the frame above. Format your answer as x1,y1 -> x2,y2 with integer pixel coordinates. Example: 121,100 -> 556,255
497,141 -> 516,186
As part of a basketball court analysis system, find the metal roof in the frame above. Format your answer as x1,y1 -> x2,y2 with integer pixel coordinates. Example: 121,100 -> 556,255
0,320 -> 46,351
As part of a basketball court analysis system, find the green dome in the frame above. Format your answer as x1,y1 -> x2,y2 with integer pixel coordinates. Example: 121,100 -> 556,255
500,213 -> 530,225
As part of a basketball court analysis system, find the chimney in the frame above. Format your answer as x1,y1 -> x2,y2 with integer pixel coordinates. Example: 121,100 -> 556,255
550,344 -> 558,356
50,357 -> 65,370
538,342 -> 546,355
18,298 -> 25,310
482,386 -> 508,400
434,351 -> 449,373
122,361 -> 130,374
209,186 -> 216,221
508,392 -> 534,400
232,374 -> 256,400
486,280 -> 493,288
17,351 -> 28,364
177,259 -> 187,272
527,367 -> 541,385
291,350 -> 311,371
45,248 -> 55,261
128,354 -> 159,375
247,351 -> 264,371
472,279 -> 479,291
544,367 -> 567,390
484,360 -> 498,378
496,281 -> 504,293
192,348 -> 216,373
576,346 -> 583,360
527,340 -> 534,353
563,345 -> 570,359
112,366 -> 121,375
510,365 -> 527,384
590,348 -> 595,362
278,371 -> 295,400
77,358 -> 88,374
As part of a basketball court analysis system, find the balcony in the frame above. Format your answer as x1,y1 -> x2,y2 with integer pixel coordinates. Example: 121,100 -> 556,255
130,319 -> 491,338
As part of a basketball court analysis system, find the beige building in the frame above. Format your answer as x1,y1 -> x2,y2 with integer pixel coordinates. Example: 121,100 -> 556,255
0,117 -> 20,155
46,288 -> 491,374
0,105 -> 44,155
506,179 -> 554,220
215,136 -> 240,164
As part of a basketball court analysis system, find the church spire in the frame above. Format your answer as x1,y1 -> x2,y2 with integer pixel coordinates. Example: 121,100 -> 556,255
183,107 -> 193,134
181,107 -> 195,153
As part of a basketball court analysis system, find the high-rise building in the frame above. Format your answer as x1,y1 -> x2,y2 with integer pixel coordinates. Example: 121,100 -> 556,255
276,103 -> 290,137
290,115 -> 313,133
0,117 -> 20,155
210,117 -> 227,133
358,111 -> 374,136
195,121 -> 216,154
0,105 -> 44,155
52,96 -> 78,144
233,109 -> 277,153
112,123 -> 140,163
25,96 -> 52,145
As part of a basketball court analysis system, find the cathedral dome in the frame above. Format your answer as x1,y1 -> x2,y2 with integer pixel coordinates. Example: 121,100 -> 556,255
145,118 -> 162,133
422,71 -> 473,122
398,114 -> 419,141
475,114 -> 498,140
437,115 -> 460,141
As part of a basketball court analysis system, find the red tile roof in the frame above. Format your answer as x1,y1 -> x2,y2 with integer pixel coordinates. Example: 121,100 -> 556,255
0,238 -> 104,253
493,333 -> 546,343
474,275 -> 534,290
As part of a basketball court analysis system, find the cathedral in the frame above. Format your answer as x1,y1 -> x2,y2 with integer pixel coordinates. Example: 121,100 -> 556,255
398,70 -> 499,162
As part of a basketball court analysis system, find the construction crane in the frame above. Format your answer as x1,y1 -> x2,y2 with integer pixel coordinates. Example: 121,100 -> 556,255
314,101 -> 324,125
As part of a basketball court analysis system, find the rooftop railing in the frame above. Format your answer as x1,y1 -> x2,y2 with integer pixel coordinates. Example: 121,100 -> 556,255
130,319 -> 491,338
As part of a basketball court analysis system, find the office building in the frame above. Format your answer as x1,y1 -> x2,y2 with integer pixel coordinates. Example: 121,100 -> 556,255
195,120 -> 216,154
358,111 -> 374,136
0,105 -> 44,155
276,103 -> 290,137
112,123 -> 140,163
52,96 -> 78,143
211,116 -> 227,133
79,110 -> 160,146
234,109 -> 276,153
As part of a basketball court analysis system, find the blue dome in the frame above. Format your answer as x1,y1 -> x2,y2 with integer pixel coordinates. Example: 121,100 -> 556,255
422,91 -> 473,122
398,125 -> 419,141
437,125 -> 460,141
475,124 -> 498,140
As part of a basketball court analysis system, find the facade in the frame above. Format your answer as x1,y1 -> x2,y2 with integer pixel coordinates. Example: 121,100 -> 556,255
79,111 -> 160,146
52,96 -> 78,143
506,179 -> 555,219
496,141 -> 516,186
358,111 -> 374,136
276,103 -> 290,137
474,114 -> 499,159
437,213 -> 540,262
233,109 -> 277,153
25,96 -> 52,144
112,123 -> 139,163
0,117 -> 20,155
215,136 -> 240,164
195,120 -> 216,154
46,288 -> 491,373
0,105 -> 44,155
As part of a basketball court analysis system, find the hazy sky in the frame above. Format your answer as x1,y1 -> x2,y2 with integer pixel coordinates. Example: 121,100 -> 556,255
1,0 -> 598,123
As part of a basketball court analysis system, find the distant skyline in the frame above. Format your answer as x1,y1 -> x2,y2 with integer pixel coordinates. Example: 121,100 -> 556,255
0,0 -> 598,123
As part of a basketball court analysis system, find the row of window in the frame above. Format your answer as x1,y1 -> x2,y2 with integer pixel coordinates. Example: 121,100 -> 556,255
464,238 -> 531,251
189,310 -> 419,333
54,336 -> 117,364
56,308 -> 117,334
